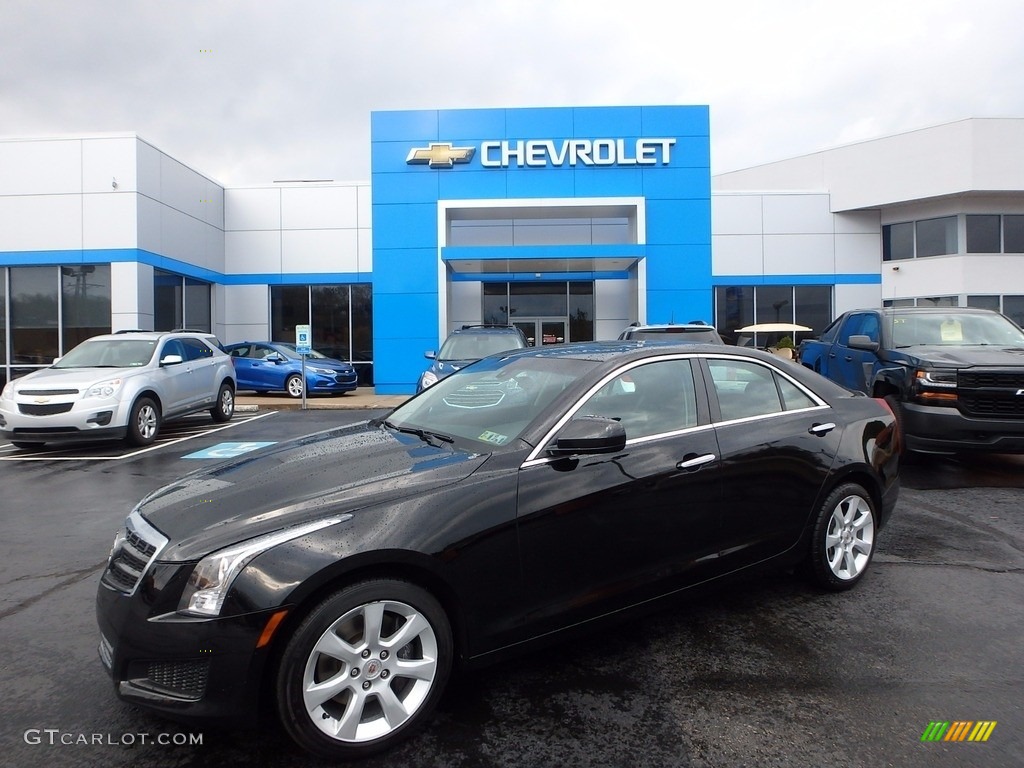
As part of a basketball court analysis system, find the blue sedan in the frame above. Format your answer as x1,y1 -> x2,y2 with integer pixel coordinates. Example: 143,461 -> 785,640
225,342 -> 358,397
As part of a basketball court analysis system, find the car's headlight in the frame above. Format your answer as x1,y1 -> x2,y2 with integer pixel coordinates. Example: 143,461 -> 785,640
0,380 -> 14,400
307,366 -> 333,374
912,369 -> 958,404
85,378 -> 123,399
420,370 -> 438,389
178,516 -> 349,617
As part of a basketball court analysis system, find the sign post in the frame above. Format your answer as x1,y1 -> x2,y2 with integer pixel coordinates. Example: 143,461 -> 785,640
295,324 -> 311,411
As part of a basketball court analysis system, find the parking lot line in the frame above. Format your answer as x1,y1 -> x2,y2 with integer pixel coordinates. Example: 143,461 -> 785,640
0,411 -> 277,462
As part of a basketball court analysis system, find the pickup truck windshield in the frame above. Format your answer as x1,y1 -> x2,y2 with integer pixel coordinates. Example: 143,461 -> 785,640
890,312 -> 1024,348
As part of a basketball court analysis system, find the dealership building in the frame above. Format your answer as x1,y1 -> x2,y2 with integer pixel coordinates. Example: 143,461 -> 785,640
2,107 -> 1023,393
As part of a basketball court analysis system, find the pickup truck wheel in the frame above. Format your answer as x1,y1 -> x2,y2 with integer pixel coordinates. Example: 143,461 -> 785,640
804,482 -> 877,591
883,395 -> 907,455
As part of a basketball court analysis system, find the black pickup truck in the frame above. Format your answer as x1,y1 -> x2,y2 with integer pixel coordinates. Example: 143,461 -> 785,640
798,306 -> 1024,453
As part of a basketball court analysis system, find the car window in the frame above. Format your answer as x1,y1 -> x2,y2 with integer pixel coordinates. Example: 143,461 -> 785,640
438,333 -> 523,361
161,339 -> 186,361
708,359 -> 783,421
254,345 -> 278,360
181,338 -> 214,361
575,359 -> 698,440
229,345 -> 252,358
838,313 -> 877,346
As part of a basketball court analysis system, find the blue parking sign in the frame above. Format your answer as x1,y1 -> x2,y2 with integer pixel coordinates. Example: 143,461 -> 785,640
296,324 -> 311,354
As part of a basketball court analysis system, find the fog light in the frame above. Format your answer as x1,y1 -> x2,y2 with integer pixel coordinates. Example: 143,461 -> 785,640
88,411 -> 113,426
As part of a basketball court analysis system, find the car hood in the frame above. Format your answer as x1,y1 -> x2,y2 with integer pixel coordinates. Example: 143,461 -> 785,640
888,344 -> 1024,367
139,421 -> 488,562
305,360 -> 355,371
11,366 -> 136,390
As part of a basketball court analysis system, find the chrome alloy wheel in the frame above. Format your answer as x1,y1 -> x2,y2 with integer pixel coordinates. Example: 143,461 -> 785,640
136,403 -> 159,440
824,494 -> 875,581
301,600 -> 439,744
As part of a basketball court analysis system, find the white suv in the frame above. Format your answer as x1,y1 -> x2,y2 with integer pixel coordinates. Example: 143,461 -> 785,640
0,331 -> 236,449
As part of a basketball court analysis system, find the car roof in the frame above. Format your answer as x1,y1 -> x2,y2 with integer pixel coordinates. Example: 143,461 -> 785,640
626,323 -> 717,331
96,331 -> 213,341
492,339 -> 757,364
450,325 -> 523,334
873,307 -> 1002,316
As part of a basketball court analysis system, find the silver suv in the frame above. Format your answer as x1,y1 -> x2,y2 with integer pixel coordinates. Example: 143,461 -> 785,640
0,331 -> 236,449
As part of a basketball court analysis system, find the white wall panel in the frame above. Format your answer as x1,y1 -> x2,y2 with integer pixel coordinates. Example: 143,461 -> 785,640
225,230 -> 281,274
222,285 -> 270,327
83,194 -> 137,249
82,137 -> 137,193
834,283 -> 883,314
282,229 -> 358,273
160,207 -> 220,268
447,281 -> 482,336
0,195 -> 82,250
763,194 -> 833,234
357,184 -> 372,229
595,279 -> 631,321
357,228 -> 373,273
282,186 -> 358,229
136,141 -> 162,199
834,233 -> 880,274
711,194 -> 763,235
0,139 -> 81,195
110,261 -> 154,330
834,210 -> 879,234
596,318 -> 628,340
225,188 -> 281,231
136,194 -> 162,254
763,234 -> 835,274
711,234 -> 764,275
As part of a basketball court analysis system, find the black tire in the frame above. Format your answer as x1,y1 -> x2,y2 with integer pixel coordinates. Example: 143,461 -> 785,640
804,483 -> 877,591
126,396 -> 160,446
276,579 -> 452,760
883,394 -> 907,456
210,382 -> 235,422
11,441 -> 43,450
285,374 -> 304,399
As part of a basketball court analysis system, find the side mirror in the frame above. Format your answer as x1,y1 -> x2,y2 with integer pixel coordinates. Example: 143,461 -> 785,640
848,334 -> 879,352
265,353 -> 285,363
160,354 -> 184,366
424,351 -> 437,360
549,416 -> 627,456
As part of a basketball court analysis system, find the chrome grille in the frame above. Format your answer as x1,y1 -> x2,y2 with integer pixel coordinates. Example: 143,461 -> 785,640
101,512 -> 167,595
443,382 -> 507,408
19,388 -> 79,396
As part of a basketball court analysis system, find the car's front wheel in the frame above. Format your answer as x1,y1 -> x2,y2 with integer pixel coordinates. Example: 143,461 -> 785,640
126,396 -> 160,446
285,374 -> 304,398
805,483 -> 877,591
276,580 -> 453,760
210,382 -> 234,422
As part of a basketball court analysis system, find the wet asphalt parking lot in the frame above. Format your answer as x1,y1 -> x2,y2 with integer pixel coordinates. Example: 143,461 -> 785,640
1,407 -> 1022,768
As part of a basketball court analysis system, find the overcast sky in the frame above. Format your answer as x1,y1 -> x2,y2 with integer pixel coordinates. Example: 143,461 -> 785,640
5,0 -> 1024,186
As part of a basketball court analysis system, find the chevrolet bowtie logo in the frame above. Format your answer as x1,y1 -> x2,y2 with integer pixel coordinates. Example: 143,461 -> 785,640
406,143 -> 476,169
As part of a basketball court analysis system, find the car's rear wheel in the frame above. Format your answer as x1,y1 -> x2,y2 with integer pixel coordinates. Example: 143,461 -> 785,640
805,483 -> 876,591
286,374 -> 304,398
210,382 -> 235,422
276,579 -> 452,760
127,396 -> 160,446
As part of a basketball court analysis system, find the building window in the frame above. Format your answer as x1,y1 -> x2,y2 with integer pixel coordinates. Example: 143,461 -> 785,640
447,206 -> 635,247
966,215 -> 1001,253
1004,296 -> 1024,327
882,222 -> 915,261
270,284 -> 373,385
915,216 -> 957,258
1005,216 -> 1024,253
714,285 -> 831,345
154,270 -> 211,332
967,295 -> 1001,312
482,281 -> 594,343
916,296 -> 959,307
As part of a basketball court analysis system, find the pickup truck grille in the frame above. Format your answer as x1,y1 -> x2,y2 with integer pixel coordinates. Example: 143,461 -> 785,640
958,371 -> 1024,418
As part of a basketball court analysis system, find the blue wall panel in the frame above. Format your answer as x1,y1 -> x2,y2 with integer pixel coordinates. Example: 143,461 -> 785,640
572,106 -> 644,136
372,203 -> 438,249
640,105 -> 710,137
645,200 -> 712,246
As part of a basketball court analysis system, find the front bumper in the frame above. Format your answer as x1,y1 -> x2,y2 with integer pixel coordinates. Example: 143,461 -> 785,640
0,398 -> 130,443
95,578 -> 279,725
308,371 -> 359,394
903,402 -> 1024,453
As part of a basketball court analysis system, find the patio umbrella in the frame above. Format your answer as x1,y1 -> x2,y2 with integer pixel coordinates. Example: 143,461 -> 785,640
736,323 -> 813,333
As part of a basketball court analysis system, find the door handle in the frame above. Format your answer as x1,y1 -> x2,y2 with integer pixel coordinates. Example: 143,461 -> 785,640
809,422 -> 836,436
676,453 -> 716,470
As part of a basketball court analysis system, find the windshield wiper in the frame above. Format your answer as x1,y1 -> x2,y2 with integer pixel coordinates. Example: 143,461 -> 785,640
383,420 -> 454,447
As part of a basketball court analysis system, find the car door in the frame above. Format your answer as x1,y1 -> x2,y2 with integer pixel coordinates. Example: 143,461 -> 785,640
249,344 -> 287,391
515,356 -> 726,639
702,355 -> 842,570
832,312 -> 881,393
180,337 -> 219,408
156,339 -> 194,415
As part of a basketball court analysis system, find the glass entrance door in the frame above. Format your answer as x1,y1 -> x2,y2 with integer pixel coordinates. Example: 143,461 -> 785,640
513,317 -> 567,347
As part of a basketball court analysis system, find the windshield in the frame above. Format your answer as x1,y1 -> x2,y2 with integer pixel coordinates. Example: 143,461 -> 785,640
437,334 -> 523,362
890,312 -> 1024,347
53,339 -> 157,368
387,354 -> 595,449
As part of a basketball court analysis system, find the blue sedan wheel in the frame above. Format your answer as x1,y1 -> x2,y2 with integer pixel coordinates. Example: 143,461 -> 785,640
286,374 -> 304,398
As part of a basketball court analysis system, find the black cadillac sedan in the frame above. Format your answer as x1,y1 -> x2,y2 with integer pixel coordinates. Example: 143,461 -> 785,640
96,341 -> 899,760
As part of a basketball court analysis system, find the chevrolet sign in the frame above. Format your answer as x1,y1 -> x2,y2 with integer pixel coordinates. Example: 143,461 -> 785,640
406,138 -> 676,169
